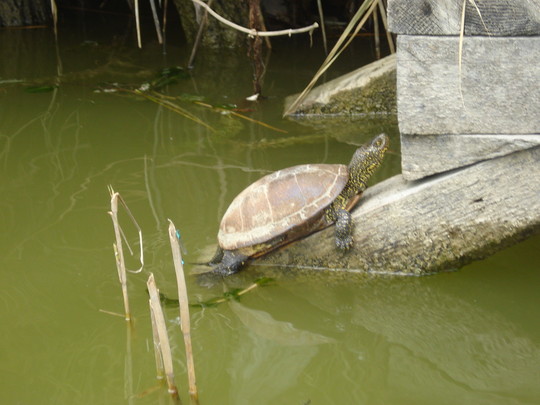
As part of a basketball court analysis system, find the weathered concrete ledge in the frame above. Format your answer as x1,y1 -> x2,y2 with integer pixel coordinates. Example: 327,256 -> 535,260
255,146 -> 540,274
402,134 -> 540,180
284,54 -> 396,116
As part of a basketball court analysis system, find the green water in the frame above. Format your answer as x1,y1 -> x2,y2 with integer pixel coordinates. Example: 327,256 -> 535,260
1,24 -> 539,405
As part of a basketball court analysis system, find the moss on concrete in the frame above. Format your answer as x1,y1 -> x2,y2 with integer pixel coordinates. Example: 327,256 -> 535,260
296,69 -> 397,115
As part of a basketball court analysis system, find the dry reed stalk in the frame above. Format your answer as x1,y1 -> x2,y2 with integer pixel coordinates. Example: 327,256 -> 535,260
124,317 -> 135,401
136,91 -> 216,132
108,187 -> 144,322
162,0 -> 169,53
149,0 -> 163,44
147,273 -> 180,400
134,0 -> 142,48
167,220 -> 199,404
377,0 -> 395,54
373,4 -> 380,59
110,193 -> 131,321
149,306 -> 165,380
188,0 -> 214,68
283,0 -> 378,116
49,0 -> 58,37
316,0 -> 328,55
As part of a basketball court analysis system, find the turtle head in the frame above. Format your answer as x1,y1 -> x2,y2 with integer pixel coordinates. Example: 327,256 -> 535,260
348,133 -> 389,190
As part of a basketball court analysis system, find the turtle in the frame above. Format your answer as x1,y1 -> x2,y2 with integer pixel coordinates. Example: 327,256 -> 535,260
208,133 -> 389,275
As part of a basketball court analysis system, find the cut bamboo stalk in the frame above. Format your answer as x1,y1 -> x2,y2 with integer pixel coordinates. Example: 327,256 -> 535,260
168,220 -> 199,404
147,273 -> 179,400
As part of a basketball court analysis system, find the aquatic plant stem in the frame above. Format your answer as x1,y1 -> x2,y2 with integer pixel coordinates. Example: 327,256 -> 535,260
168,220 -> 199,404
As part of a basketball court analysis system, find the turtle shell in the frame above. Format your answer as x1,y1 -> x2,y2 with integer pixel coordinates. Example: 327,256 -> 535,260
218,163 -> 349,251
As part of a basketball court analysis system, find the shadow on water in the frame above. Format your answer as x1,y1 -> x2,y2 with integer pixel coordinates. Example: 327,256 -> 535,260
1,18 -> 539,405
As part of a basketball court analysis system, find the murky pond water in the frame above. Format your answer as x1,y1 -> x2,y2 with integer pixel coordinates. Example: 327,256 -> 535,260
1,19 -> 539,405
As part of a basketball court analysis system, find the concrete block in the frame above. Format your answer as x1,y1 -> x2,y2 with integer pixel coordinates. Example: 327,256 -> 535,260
397,36 -> 540,136
388,0 -> 540,36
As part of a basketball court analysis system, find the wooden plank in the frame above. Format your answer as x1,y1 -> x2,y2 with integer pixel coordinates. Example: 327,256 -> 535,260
388,0 -> 540,36
401,134 -> 540,180
256,146 -> 540,275
397,35 -> 540,136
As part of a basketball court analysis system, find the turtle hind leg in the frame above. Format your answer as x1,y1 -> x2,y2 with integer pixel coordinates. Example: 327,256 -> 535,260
207,246 -> 225,265
335,208 -> 353,250
213,250 -> 249,276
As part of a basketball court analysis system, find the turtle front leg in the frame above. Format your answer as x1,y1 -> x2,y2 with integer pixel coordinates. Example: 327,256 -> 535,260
213,250 -> 249,276
335,208 -> 353,250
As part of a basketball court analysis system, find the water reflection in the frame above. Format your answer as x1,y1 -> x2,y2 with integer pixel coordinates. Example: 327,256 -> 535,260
276,273 -> 540,404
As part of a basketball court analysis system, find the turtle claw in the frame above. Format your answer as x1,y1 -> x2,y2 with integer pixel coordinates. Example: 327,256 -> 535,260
336,235 -> 353,251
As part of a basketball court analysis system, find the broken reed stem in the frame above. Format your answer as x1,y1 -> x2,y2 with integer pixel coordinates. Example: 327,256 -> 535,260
110,193 -> 131,322
168,220 -> 199,404
147,273 -> 180,400
149,306 -> 165,380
